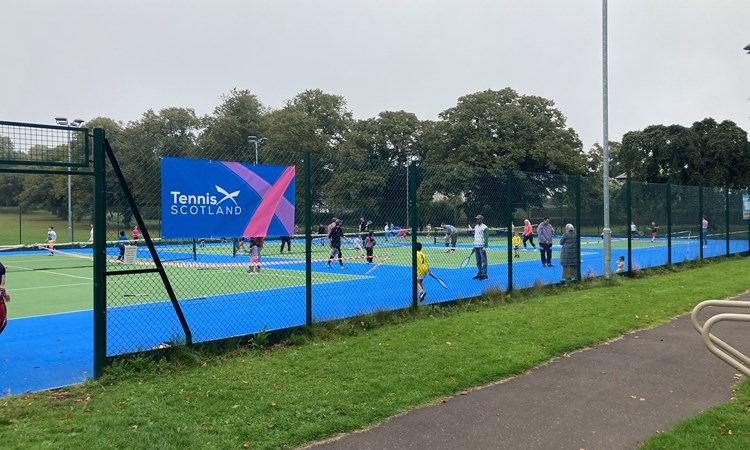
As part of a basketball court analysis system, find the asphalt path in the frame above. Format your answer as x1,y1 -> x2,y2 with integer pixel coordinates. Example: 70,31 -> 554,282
307,293 -> 750,450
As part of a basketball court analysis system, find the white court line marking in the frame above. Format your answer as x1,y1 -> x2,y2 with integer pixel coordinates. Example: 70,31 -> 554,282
6,264 -> 92,280
9,308 -> 92,321
10,282 -> 92,292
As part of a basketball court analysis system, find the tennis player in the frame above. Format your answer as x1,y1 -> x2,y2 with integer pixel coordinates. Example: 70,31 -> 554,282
326,219 -> 348,268
117,230 -> 128,261
0,261 -> 8,335
441,223 -> 458,252
470,215 -> 489,280
47,226 -> 56,256
0,261 -> 6,288
416,242 -> 429,302
247,239 -> 260,274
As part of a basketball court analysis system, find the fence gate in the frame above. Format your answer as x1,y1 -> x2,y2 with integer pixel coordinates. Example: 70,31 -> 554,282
0,121 -> 103,394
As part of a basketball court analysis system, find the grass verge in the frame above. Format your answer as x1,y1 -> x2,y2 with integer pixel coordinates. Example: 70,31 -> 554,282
640,379 -> 750,449
2,257 -> 750,449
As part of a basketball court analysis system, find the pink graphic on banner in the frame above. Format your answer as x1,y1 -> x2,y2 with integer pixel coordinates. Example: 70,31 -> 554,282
221,162 -> 295,236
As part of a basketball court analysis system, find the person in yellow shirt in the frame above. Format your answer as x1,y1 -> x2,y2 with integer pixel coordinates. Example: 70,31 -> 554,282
416,242 -> 429,302
512,232 -> 521,258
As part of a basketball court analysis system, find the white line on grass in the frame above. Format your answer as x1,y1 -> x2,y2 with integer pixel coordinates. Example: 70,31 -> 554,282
10,282 -> 92,292
7,264 -> 92,280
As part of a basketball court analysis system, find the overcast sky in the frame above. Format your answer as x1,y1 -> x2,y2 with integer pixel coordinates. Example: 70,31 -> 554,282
2,0 -> 749,150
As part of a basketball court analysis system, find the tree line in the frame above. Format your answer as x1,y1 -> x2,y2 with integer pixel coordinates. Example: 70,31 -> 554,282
1,87 -> 748,230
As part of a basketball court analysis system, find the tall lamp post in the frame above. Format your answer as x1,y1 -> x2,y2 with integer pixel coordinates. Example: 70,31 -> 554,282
601,0 -> 612,278
247,135 -> 267,165
55,117 -> 85,242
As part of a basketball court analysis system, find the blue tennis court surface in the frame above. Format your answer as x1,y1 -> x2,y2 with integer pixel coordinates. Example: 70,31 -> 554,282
1,236 -> 746,397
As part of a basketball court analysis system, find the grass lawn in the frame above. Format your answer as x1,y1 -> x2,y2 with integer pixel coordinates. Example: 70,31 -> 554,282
1,257 -> 750,449
641,378 -> 750,449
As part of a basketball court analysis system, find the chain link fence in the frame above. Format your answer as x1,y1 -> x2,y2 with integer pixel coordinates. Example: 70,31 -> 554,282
100,137 -> 750,359
3,121 -> 747,369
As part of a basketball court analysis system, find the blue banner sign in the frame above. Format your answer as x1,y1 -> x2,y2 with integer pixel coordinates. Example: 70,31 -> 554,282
161,157 -> 295,238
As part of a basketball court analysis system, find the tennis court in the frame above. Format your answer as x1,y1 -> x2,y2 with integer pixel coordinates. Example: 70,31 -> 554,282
2,230 -> 745,396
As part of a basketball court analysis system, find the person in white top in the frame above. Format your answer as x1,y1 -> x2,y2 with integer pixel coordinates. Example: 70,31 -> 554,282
470,215 -> 489,280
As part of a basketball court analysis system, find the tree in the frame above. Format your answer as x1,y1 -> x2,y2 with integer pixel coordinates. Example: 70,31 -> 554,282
619,125 -> 701,185
106,109 -> 199,227
422,88 -> 586,174
419,89 -> 586,226
200,88 -> 267,152
692,118 -> 750,188
286,89 -> 353,151
619,120 -> 750,188
341,111 -> 423,165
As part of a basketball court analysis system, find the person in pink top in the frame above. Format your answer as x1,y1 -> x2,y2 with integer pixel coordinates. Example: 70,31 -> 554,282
701,215 -> 708,248
132,225 -> 140,241
522,219 -> 536,251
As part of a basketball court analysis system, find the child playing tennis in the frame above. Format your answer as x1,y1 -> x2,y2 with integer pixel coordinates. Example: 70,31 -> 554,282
47,226 -> 56,255
247,238 -> 261,274
416,242 -> 429,302
353,235 -> 363,257
117,230 -> 128,261
512,232 -> 521,258
364,231 -> 376,263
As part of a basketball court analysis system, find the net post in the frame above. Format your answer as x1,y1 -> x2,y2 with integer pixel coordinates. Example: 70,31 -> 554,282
93,128 -> 107,378
506,169 -> 513,293
304,151 -> 312,326
626,176 -> 632,274
666,183 -> 672,266
410,161 -> 418,308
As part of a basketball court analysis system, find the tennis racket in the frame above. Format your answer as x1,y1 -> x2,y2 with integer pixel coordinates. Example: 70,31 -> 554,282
459,249 -> 475,268
429,272 -> 448,289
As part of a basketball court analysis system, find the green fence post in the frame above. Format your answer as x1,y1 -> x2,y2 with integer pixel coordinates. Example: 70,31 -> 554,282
305,152 -> 312,326
699,186 -> 704,260
626,176 -> 632,274
410,162 -> 418,308
507,169 -> 513,292
666,183 -> 672,266
93,128 -> 106,378
576,175 -> 581,281
726,188 -> 730,256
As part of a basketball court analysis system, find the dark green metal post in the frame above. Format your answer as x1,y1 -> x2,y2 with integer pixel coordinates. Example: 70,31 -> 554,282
666,183 -> 672,266
626,176 -> 632,274
699,186 -> 704,260
507,169 -> 513,292
410,162 -> 418,308
304,152 -> 312,326
726,188 -> 730,256
575,175 -> 581,281
93,128 -> 106,377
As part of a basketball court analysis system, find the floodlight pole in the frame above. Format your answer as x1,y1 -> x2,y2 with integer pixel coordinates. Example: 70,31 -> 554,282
247,135 -> 267,165
602,0 -> 612,278
55,117 -> 85,243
